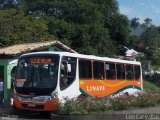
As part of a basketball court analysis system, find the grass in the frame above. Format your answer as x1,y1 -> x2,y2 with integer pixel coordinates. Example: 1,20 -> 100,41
143,73 -> 160,90
143,80 -> 159,90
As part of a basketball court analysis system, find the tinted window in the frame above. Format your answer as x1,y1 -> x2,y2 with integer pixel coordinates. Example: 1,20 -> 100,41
126,64 -> 134,80
135,65 -> 141,80
116,64 -> 125,80
105,63 -> 116,80
15,55 -> 59,95
93,61 -> 104,79
79,60 -> 92,79
60,56 -> 77,90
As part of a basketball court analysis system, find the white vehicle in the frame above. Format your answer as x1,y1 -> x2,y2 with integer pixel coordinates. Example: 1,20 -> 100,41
13,52 -> 143,111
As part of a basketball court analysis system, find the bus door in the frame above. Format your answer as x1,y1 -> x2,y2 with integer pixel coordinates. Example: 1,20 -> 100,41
59,56 -> 79,100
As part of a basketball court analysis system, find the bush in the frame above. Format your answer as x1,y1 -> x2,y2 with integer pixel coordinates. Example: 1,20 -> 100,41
110,95 -> 134,110
58,90 -> 160,115
58,97 -> 111,115
132,92 -> 157,107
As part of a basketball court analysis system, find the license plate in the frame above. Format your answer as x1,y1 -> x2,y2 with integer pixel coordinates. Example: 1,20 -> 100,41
28,104 -> 36,107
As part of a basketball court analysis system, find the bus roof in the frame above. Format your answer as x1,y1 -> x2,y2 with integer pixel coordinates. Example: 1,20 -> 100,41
20,51 -> 141,65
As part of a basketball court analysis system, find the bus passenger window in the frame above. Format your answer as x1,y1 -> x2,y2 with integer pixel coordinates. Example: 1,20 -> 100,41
105,63 -> 116,80
135,65 -> 141,80
93,61 -> 104,80
126,64 -> 134,80
116,64 -> 125,80
60,56 -> 77,90
79,60 -> 92,79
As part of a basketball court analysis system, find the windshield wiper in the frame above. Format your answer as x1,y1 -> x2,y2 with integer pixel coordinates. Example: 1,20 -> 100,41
23,66 -> 34,88
38,67 -> 44,90
39,73 -> 44,90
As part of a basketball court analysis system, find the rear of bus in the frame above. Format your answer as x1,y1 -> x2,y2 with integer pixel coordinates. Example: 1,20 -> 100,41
13,53 -> 60,111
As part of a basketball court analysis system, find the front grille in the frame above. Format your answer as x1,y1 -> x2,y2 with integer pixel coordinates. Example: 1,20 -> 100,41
20,97 -> 46,102
22,104 -> 44,109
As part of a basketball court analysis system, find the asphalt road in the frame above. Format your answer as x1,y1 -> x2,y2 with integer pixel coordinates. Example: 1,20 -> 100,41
0,108 -> 51,120
2,106 -> 160,120
18,112 -> 50,120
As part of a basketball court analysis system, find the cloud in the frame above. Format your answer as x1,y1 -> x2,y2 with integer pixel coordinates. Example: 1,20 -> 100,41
138,2 -> 145,6
155,9 -> 160,14
119,6 -> 134,16
151,4 -> 160,14
118,0 -> 160,26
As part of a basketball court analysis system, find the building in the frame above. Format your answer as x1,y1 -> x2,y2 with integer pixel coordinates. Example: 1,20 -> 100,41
0,41 -> 76,107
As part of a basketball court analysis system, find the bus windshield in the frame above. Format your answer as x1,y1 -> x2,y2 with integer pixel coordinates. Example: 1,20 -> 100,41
15,55 -> 59,95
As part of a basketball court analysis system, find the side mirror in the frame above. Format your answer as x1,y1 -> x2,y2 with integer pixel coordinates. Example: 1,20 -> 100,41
11,66 -> 17,82
61,61 -> 68,77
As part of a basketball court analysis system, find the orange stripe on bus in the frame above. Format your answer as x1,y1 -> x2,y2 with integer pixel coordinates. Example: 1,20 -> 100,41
16,79 -> 26,82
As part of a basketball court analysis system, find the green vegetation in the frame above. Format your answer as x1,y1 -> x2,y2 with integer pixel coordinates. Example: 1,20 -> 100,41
0,9 -> 53,45
58,91 -> 160,115
0,0 -> 127,56
143,73 -> 160,90
130,17 -> 160,68
143,80 -> 159,90
0,0 -> 159,67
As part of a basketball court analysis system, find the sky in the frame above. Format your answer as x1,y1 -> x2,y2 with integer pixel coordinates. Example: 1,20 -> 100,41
117,0 -> 160,26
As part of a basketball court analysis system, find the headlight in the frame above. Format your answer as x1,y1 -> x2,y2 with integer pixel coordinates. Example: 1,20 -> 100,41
14,94 -> 21,101
52,92 -> 58,98
45,92 -> 58,102
45,96 -> 53,102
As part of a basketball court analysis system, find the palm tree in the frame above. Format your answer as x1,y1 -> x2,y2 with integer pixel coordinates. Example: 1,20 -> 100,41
130,17 -> 140,30
130,17 -> 140,35
144,18 -> 152,27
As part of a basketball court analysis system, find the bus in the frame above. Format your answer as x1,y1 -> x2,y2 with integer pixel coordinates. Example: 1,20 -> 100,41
13,51 -> 143,111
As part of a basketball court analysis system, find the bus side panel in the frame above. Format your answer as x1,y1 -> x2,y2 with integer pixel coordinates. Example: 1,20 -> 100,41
79,80 -> 142,97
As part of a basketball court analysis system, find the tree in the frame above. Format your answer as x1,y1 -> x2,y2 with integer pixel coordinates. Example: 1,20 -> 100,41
24,0 -> 122,56
130,17 -> 140,30
154,51 -> 160,66
0,8 -> 52,46
105,14 -> 131,47
139,26 -> 160,62
0,0 -> 132,57
144,18 -> 152,27
0,0 -> 19,9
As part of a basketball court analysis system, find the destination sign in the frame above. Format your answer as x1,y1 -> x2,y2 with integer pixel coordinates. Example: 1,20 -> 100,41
30,58 -> 52,64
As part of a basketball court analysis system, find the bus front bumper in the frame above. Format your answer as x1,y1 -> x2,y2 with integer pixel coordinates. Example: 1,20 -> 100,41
13,97 -> 59,111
